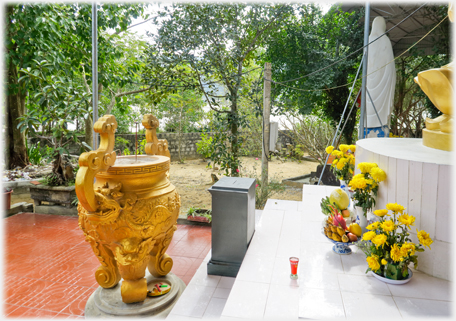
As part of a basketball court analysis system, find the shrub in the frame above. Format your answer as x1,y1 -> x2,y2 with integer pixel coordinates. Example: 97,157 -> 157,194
281,113 -> 335,165
196,132 -> 213,159
240,163 -> 285,209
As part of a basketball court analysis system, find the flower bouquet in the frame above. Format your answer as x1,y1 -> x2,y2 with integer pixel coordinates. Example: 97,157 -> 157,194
358,202 -> 433,280
348,162 -> 386,215
326,144 -> 356,182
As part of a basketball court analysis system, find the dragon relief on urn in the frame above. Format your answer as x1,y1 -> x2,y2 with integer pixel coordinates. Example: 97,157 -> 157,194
75,114 -> 180,304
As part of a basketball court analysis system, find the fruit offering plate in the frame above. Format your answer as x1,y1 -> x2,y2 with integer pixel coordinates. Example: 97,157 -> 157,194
321,229 -> 359,255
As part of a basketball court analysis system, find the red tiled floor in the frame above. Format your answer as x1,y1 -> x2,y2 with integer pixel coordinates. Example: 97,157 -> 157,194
3,213 -> 211,318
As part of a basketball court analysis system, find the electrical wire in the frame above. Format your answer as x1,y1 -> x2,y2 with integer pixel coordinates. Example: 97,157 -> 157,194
274,2 -> 429,84
266,14 -> 448,93
137,66 -> 262,89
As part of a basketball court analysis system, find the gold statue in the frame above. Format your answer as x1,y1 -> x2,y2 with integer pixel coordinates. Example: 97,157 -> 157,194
414,4 -> 453,151
75,114 -> 180,304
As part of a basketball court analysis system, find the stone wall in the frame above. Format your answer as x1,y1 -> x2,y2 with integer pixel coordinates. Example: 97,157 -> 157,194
29,130 -> 296,162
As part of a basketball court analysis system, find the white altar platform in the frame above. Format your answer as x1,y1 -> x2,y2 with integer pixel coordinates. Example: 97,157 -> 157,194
356,138 -> 452,280
167,185 -> 453,319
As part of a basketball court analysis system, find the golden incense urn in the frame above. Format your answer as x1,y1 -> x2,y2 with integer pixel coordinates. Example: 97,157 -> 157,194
75,114 -> 180,304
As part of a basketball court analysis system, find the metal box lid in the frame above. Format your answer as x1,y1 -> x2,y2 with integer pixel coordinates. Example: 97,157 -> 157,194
209,177 -> 255,192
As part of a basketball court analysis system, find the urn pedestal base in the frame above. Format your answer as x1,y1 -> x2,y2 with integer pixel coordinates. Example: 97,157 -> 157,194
422,128 -> 452,151
84,272 -> 186,318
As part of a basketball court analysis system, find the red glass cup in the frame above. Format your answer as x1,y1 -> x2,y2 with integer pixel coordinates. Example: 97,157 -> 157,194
289,257 -> 299,279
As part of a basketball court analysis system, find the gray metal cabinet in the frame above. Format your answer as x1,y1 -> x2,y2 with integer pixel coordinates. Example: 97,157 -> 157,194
207,177 -> 256,277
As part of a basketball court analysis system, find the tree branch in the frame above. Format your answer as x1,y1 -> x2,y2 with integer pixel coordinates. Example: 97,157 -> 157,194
106,86 -> 150,114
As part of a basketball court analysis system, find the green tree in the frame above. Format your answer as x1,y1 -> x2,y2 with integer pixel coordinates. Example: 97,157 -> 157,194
391,5 -> 450,137
143,3 -> 295,176
261,4 -> 364,144
5,3 -> 149,169
155,90 -> 205,162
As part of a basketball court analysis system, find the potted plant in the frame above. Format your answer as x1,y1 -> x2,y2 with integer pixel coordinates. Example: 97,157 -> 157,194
4,188 -> 13,211
348,162 -> 386,232
358,202 -> 433,283
187,207 -> 212,223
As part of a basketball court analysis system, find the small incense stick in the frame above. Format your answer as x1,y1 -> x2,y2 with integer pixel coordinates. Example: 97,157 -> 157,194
135,122 -> 138,163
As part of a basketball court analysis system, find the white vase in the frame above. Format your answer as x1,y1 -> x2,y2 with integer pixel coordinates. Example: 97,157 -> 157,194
339,180 -> 352,207
355,206 -> 368,234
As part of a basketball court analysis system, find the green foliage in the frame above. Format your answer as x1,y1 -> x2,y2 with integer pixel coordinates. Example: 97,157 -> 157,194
207,113 -> 249,177
123,148 -> 131,156
240,164 -> 285,209
187,207 -> 212,223
238,93 -> 264,157
392,5 -> 450,140
6,3 -> 150,173
156,90 -> 205,133
261,4 -> 364,144
143,3 -> 296,174
115,137 -> 131,155
27,142 -> 43,165
196,132 -> 213,159
71,196 -> 79,207
138,138 -> 147,155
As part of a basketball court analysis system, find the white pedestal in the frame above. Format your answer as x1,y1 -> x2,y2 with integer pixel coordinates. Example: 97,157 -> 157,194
355,138 -> 452,281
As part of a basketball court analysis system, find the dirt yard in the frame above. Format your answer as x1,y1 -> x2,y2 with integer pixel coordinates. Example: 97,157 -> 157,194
10,156 -> 319,216
170,156 -> 318,215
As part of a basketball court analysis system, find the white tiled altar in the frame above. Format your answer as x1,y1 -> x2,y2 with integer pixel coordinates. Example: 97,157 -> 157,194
168,185 -> 453,319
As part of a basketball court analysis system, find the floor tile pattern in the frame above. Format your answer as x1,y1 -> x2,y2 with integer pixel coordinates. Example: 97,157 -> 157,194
219,185 -> 453,320
2,213 -> 211,318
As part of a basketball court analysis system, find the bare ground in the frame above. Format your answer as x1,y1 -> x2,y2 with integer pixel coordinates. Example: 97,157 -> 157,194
10,156 -> 319,216
170,156 -> 318,215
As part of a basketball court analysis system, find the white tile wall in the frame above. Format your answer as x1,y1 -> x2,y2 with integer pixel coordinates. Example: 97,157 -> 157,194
421,162 -> 439,237
436,165 -> 451,243
396,159 -> 409,210
408,160 -> 423,229
355,141 -> 452,281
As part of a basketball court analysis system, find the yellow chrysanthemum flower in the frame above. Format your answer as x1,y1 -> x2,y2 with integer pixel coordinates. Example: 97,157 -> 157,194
390,243 -> 404,262
366,221 -> 380,230
339,144 -> 349,154
401,242 -> 416,256
381,259 -> 388,265
372,234 -> 388,248
370,167 -> 387,183
397,213 -> 415,227
374,209 -> 389,217
332,159 -> 339,165
386,203 -> 405,214
362,231 -> 377,241
349,144 -> 356,152
381,220 -> 395,232
366,255 -> 381,272
336,158 -> 347,170
358,162 -> 378,174
417,229 -> 433,249
349,175 -> 368,190
326,146 -> 334,154
349,168 -> 354,174
331,150 -> 343,158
